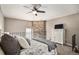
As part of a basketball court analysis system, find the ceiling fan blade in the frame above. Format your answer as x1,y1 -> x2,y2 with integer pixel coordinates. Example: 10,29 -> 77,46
24,6 -> 33,10
37,10 -> 45,13
26,11 -> 33,14
32,4 -> 41,9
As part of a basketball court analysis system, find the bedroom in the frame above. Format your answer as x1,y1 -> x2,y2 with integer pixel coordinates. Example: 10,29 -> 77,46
0,4 -> 79,55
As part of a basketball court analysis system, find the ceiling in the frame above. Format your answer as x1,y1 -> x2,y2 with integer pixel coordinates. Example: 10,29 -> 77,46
1,4 -> 79,21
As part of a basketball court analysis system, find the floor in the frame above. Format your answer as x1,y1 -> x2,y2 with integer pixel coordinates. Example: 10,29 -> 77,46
57,44 -> 79,55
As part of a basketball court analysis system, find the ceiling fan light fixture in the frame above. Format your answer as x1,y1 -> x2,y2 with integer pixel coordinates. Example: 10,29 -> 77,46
24,4 -> 45,16
33,11 -> 37,14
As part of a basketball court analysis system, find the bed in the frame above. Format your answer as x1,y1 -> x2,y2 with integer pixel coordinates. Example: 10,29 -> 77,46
20,39 -> 57,55
0,32 -> 57,55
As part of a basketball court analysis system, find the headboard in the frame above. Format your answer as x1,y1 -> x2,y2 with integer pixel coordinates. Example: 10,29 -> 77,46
4,32 -> 26,38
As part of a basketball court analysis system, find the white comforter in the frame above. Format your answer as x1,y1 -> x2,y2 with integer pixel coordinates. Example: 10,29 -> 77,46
20,40 -> 57,55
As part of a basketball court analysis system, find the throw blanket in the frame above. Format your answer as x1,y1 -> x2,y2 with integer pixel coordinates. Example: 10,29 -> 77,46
33,38 -> 57,51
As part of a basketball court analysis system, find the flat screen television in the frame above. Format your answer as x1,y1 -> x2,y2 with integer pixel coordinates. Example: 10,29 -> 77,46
54,24 -> 63,29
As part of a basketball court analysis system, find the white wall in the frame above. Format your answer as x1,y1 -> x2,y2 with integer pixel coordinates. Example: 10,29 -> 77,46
0,7 -> 4,32
46,13 -> 79,46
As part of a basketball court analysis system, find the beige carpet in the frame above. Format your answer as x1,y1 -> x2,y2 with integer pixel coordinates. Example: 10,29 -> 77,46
57,44 -> 79,55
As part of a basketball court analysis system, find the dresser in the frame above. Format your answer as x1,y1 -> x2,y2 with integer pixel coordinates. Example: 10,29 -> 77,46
51,29 -> 65,44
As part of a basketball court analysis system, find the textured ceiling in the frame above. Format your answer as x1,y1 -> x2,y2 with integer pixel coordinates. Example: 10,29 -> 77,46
1,4 -> 79,21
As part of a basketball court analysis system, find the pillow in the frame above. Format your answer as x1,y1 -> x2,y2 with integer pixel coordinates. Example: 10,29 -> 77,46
15,35 -> 30,49
0,34 -> 20,55
0,37 -> 1,42
26,38 -> 31,45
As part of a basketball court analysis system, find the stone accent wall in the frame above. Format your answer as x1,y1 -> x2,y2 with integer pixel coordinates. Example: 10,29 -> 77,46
32,21 -> 46,39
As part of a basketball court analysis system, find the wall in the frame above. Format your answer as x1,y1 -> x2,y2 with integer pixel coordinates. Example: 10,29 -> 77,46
4,18 -> 32,32
4,18 -> 46,39
46,13 -> 79,46
0,7 -> 4,32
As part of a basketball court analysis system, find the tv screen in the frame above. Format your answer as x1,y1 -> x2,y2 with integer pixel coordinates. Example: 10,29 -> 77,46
54,24 -> 63,29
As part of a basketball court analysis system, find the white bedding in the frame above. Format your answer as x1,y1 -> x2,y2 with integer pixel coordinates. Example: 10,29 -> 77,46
20,39 -> 57,55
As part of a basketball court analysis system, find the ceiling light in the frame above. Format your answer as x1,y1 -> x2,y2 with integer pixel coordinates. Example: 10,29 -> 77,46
33,11 -> 37,14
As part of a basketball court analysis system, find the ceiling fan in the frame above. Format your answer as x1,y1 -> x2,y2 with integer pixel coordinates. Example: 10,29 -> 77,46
24,4 -> 45,16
